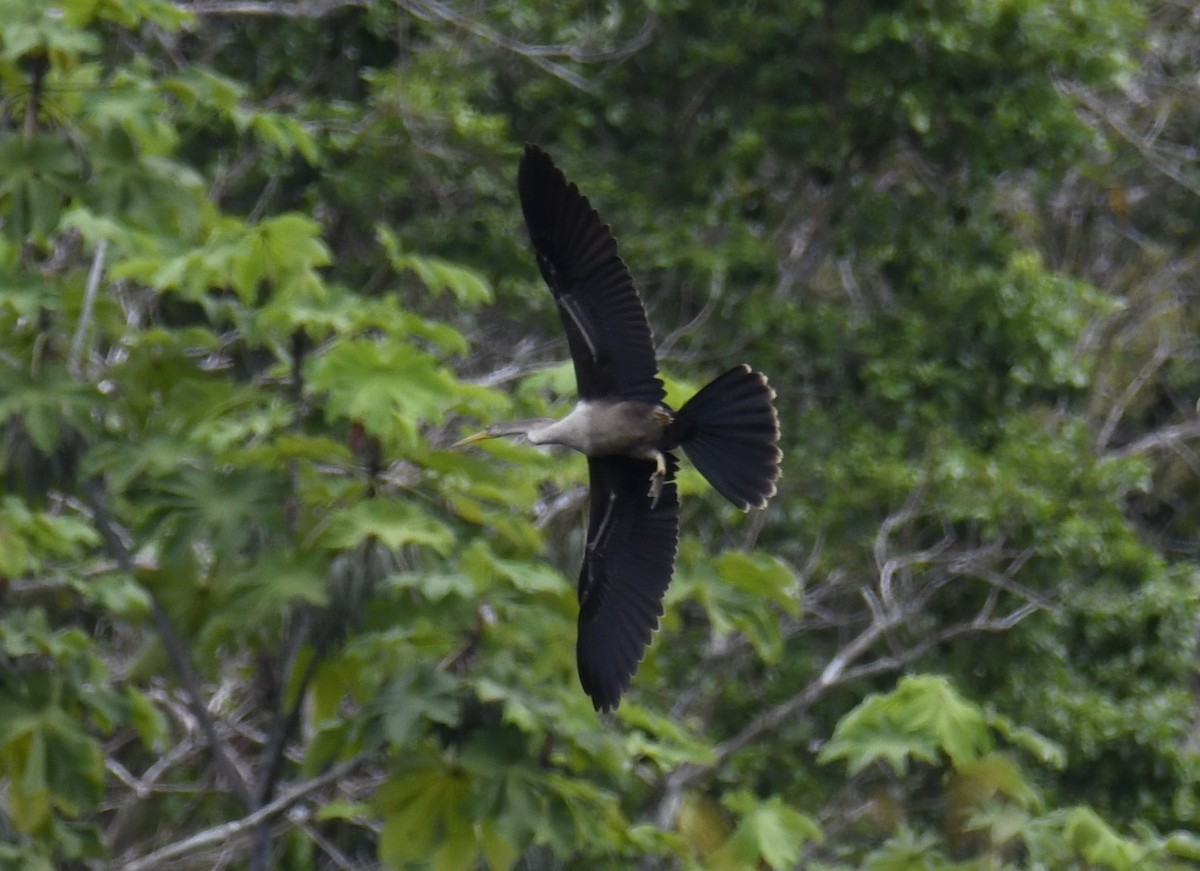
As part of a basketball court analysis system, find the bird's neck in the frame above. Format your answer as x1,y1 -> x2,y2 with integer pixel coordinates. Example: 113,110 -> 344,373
494,418 -> 556,442
526,408 -> 588,447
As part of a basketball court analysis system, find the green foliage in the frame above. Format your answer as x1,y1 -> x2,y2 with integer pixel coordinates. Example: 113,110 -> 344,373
817,677 -> 1188,870
709,791 -> 822,870
0,0 -> 1194,868
819,676 -> 996,774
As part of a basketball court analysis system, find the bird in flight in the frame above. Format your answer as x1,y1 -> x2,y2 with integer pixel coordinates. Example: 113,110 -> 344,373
457,145 -> 781,710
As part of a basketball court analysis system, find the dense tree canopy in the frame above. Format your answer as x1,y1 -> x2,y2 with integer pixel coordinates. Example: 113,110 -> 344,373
1,0 -> 1199,868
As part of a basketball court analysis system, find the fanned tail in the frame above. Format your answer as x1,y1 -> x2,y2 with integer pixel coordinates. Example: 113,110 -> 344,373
667,364 -> 781,510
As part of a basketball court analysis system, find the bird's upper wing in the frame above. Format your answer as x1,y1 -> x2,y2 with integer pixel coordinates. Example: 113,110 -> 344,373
518,144 -> 664,404
575,454 -> 679,711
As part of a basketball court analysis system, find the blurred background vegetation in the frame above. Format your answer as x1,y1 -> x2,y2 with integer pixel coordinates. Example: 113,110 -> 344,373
2,0 -> 1200,868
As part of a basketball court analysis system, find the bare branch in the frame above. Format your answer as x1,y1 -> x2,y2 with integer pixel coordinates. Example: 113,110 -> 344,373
460,338 -> 556,388
118,758 -> 360,871
534,487 -> 587,530
1060,80 -> 1200,200
69,239 -> 107,378
1094,337 -> 1172,452
396,0 -> 594,92
394,0 -> 654,93
1108,419 -> 1200,459
293,819 -> 362,871
656,270 -> 724,360
177,0 -> 367,18
652,493 -> 1048,830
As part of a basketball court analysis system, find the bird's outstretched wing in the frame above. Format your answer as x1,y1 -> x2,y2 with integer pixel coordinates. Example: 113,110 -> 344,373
518,144 -> 664,405
576,454 -> 680,711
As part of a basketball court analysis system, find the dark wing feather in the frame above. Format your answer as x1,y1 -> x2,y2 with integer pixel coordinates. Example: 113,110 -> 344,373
576,454 -> 680,711
518,144 -> 664,404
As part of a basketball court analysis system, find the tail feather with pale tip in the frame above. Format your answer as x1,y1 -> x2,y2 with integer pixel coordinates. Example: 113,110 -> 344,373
667,364 -> 781,510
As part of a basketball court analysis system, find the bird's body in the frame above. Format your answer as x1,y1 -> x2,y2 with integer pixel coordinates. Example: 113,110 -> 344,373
529,400 -> 672,457
460,398 -> 672,461
457,145 -> 782,711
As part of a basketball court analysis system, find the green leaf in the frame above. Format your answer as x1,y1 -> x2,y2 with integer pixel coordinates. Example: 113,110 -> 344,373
0,135 -> 82,240
819,675 -> 991,774
862,829 -> 945,871
716,550 -> 802,614
377,668 -> 462,747
949,753 -> 1041,813
315,799 -> 372,823
1050,806 -> 1147,870
479,820 -> 520,871
461,539 -> 564,595
987,709 -> 1067,770
306,338 -> 464,449
375,759 -> 473,869
161,67 -> 245,114
898,676 -> 991,769
378,225 -> 492,306
432,814 -> 477,871
11,728 -> 51,832
0,497 -> 99,576
323,499 -> 455,555
677,542 -> 794,662
617,704 -> 715,769
222,551 -> 331,623
1166,832 -> 1200,861
819,713 -> 940,776
72,572 -> 152,619
714,791 -> 823,870
126,689 -> 168,750
386,568 -> 476,601
250,112 -> 319,164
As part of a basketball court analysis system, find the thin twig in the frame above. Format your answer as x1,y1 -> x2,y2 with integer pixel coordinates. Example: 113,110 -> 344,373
656,271 -> 724,359
1094,338 -> 1171,452
294,819 -> 362,871
1060,80 -> 1200,200
395,0 -> 624,93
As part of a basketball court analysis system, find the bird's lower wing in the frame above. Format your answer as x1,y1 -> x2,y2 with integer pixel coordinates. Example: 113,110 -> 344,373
576,454 -> 680,711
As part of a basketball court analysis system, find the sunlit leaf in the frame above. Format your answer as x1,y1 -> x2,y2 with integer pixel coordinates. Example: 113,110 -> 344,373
819,675 -> 991,774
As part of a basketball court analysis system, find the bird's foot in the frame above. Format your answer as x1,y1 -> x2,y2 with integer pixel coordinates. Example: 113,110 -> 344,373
648,473 -> 663,509
647,453 -> 666,509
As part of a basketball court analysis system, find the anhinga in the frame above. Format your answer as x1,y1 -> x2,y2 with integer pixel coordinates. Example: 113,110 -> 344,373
457,145 -> 781,711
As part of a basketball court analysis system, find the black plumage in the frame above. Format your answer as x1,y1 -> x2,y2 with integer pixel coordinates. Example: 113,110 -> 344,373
518,145 -> 664,405
458,145 -> 782,711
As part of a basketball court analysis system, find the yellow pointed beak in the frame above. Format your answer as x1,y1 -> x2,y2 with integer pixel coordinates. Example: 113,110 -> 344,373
451,430 -> 493,449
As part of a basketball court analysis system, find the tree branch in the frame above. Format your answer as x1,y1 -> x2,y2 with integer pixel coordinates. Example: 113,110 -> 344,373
395,0 -> 654,93
118,758 -> 360,871
1060,80 -> 1200,200
69,240 -> 107,378
1108,419 -> 1200,459
1094,337 -> 1172,452
83,478 -> 255,810
177,0 -> 367,17
652,497 -> 1046,830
